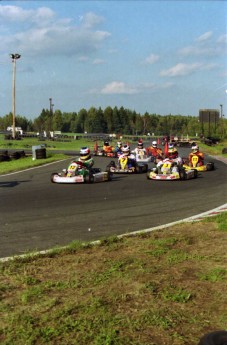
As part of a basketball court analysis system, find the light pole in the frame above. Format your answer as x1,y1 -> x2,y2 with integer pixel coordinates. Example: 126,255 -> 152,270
10,53 -> 21,139
220,104 -> 224,138
49,97 -> 54,132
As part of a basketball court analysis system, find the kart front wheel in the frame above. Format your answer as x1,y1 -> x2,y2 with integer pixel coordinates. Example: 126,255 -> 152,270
51,173 -> 58,183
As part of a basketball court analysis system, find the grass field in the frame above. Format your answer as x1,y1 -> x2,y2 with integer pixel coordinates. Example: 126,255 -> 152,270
0,213 -> 226,345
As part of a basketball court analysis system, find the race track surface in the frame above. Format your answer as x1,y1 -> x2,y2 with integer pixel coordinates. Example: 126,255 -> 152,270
0,148 -> 226,258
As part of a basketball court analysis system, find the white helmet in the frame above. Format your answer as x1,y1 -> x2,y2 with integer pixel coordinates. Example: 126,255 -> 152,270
122,144 -> 130,155
152,140 -> 157,148
191,144 -> 199,153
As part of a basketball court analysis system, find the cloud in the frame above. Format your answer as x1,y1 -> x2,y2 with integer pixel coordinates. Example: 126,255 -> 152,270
217,34 -> 227,44
0,5 -> 110,57
97,81 -> 174,95
160,62 -> 217,77
0,5 -> 55,25
160,63 -> 202,77
92,59 -> 105,64
143,53 -> 160,65
81,12 -> 104,29
179,31 -> 226,57
101,81 -> 138,94
196,31 -> 213,42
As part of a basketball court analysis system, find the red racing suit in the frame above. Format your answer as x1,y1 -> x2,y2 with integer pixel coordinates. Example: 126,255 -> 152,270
188,151 -> 204,166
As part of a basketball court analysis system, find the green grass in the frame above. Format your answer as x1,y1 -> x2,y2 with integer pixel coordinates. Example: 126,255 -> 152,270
0,214 -> 226,345
0,153 -> 68,174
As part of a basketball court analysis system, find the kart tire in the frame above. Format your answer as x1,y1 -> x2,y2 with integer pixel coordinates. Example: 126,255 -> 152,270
135,165 -> 141,173
51,173 -> 58,183
179,169 -> 186,180
85,174 -> 94,183
107,161 -> 116,168
192,169 -> 198,179
106,171 -> 113,181
146,169 -> 151,179
206,162 -> 214,171
144,164 -> 148,172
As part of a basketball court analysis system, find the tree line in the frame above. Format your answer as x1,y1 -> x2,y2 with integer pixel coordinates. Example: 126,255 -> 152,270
0,106 -> 226,138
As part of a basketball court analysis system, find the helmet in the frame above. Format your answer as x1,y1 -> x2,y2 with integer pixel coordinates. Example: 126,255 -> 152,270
104,141 -> 109,146
137,139 -> 143,148
122,144 -> 130,155
191,144 -> 199,153
152,140 -> 157,148
117,141 -> 122,148
168,143 -> 174,150
80,147 -> 91,161
168,144 -> 178,159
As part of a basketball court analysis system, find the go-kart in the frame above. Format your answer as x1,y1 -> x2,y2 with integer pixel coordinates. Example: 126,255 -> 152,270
134,149 -> 152,163
93,145 -> 117,158
183,155 -> 214,172
107,156 -> 148,174
51,161 -> 112,184
147,161 -> 198,181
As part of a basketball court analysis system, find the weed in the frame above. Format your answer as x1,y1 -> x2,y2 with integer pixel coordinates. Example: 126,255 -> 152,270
198,268 -> 226,282
161,286 -> 192,303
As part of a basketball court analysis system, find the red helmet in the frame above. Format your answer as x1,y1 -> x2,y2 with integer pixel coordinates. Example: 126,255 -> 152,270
137,139 -> 143,149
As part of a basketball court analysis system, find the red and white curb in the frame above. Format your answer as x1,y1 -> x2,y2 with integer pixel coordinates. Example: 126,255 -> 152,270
1,203 -> 226,263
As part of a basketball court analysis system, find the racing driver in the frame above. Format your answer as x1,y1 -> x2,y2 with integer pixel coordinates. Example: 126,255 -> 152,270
188,143 -> 204,166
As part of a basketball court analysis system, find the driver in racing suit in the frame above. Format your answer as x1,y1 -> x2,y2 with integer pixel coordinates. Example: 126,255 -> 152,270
146,140 -> 163,162
66,147 -> 94,176
132,139 -> 147,156
103,141 -> 114,154
118,144 -> 136,169
188,143 -> 204,166
156,144 -> 182,173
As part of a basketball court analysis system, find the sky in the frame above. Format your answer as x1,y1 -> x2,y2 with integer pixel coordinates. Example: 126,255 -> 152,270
0,0 -> 226,120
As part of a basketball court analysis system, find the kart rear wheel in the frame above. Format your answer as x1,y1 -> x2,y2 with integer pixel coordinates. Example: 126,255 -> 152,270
206,162 -> 214,171
179,169 -> 186,180
85,174 -> 94,183
135,165 -> 141,173
192,169 -> 198,178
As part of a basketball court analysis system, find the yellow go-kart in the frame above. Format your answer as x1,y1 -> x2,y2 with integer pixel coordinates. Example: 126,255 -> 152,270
147,160 -> 197,181
183,155 -> 214,172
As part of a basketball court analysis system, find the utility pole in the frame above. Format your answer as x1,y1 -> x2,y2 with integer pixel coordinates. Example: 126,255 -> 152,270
10,53 -> 21,139
49,97 -> 54,131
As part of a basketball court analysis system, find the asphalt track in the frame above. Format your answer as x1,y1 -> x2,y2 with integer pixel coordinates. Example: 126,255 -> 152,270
0,148 -> 226,258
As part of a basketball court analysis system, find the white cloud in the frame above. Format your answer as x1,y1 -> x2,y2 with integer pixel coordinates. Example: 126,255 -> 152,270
101,81 -> 138,94
143,53 -> 160,64
92,59 -> 105,64
217,34 -> 227,44
0,5 -> 111,57
160,62 -> 217,77
0,5 -> 55,25
196,31 -> 213,42
179,45 -> 218,56
81,12 -> 104,29
160,63 -> 202,77
97,81 -> 174,95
